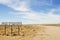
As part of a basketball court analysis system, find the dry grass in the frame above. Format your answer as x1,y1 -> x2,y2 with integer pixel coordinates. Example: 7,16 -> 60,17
40,24 -> 60,26
0,25 -> 43,40
0,25 -> 41,36
0,24 -> 60,40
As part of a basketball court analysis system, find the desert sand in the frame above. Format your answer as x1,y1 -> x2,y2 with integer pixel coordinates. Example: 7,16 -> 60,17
0,24 -> 60,40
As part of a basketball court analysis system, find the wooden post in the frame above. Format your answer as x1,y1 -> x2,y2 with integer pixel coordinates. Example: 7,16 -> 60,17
5,25 -> 6,35
18,25 -> 20,35
11,25 -> 12,36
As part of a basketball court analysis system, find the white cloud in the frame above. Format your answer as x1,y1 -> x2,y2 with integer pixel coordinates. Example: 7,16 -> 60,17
0,0 -> 29,11
9,8 -> 60,24
0,0 -> 60,24
9,0 -> 29,11
0,0 -> 52,11
0,0 -> 10,4
20,9 -> 60,24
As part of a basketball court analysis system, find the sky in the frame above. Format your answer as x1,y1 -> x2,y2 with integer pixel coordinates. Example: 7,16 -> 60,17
0,0 -> 60,24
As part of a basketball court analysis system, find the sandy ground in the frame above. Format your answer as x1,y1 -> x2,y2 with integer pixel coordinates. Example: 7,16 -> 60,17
0,26 -> 60,40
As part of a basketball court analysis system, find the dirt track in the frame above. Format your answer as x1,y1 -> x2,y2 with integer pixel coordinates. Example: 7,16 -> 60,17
0,26 -> 60,40
33,26 -> 60,40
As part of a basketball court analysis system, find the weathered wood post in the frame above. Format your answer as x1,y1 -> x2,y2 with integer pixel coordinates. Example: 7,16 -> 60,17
11,25 -> 12,36
18,25 -> 20,35
5,25 -> 6,35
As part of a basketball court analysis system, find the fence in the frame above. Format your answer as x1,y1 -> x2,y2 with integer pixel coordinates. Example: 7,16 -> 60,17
0,22 -> 22,36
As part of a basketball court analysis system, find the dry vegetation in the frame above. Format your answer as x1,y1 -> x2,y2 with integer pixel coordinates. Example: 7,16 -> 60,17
40,24 -> 60,26
0,24 -> 44,40
0,25 -> 41,36
0,24 -> 60,40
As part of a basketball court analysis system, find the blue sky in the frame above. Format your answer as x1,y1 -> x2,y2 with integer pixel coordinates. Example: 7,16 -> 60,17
0,0 -> 60,24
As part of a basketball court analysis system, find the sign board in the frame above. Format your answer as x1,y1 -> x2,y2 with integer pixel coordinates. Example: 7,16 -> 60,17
1,22 -> 22,26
